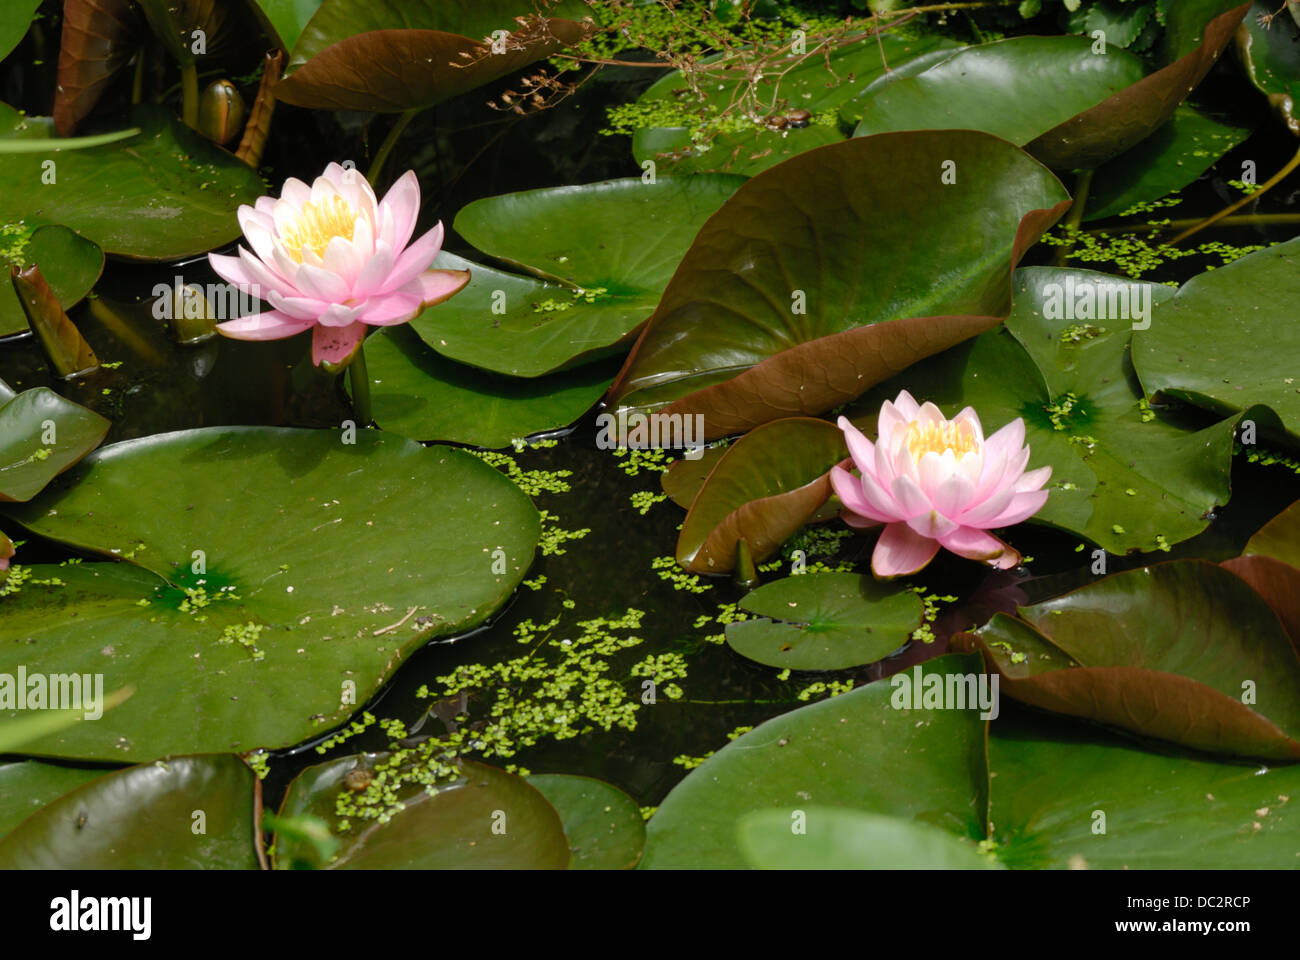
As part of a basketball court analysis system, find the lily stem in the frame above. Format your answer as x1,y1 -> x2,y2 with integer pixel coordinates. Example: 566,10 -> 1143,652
1166,141 -> 1300,245
367,110 -> 419,187
349,342 -> 374,427
180,61 -> 199,129
1083,212 -> 1300,235
1052,167 -> 1093,267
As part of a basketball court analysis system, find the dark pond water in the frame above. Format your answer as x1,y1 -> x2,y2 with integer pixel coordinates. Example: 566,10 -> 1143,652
4,55 -> 1300,813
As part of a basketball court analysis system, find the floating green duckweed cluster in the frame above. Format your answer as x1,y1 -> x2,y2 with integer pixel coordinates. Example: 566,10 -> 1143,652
1041,222 -> 1268,279
539,509 -> 590,556
470,448 -> 573,496
245,750 -> 270,780
651,554 -> 712,593
0,222 -> 32,268
629,489 -> 669,515
610,445 -> 673,476
217,621 -> 266,661
795,677 -> 855,701
911,588 -> 957,645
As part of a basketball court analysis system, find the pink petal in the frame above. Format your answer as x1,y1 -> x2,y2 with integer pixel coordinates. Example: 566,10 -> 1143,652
318,303 -> 362,328
872,522 -> 941,578
380,170 -> 421,253
938,526 -> 1019,568
930,467 -> 977,519
312,321 -> 365,366
1015,465 -> 1052,492
217,309 -> 313,341
985,489 -> 1050,528
357,292 -> 421,326
413,268 -> 470,306
831,464 -> 893,523
890,474 -> 933,519
351,241 -> 396,301
268,291 -> 331,321
293,263 -> 350,302
842,510 -> 883,531
323,235 -> 365,290
837,416 -> 875,473
376,223 -> 445,296
207,252 -> 260,292
957,483 -> 1018,527
907,510 -> 959,539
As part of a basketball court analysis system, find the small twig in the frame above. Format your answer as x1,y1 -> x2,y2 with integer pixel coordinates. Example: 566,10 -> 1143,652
373,605 -> 420,636
1167,142 -> 1300,245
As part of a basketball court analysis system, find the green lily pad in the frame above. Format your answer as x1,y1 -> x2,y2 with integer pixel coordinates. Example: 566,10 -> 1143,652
0,1 -> 40,61
676,417 -> 845,573
367,325 -> 614,448
610,130 -> 1070,433
1133,236 -> 1300,442
853,36 -> 1145,160
990,706 -> 1300,869
1084,105 -> 1252,220
0,754 -> 259,869
0,384 -> 110,502
275,754 -> 570,869
428,175 -> 744,377
0,224 -> 104,337
0,104 -> 266,260
853,266 -> 1265,554
969,559 -> 1300,760
528,773 -> 645,870
640,653 -> 989,868
738,807 -> 1000,869
0,427 -> 539,761
248,0 -> 323,51
726,572 -> 924,670
838,45 -> 966,127
1234,0 -> 1300,133
275,0 -> 590,112
0,761 -> 107,840
632,32 -> 960,177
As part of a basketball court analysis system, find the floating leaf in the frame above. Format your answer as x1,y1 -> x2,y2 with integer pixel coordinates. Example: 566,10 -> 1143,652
0,761 -> 106,840
1084,105 -> 1251,220
852,36 -> 1146,161
726,572 -> 924,670
52,0 -> 140,135
676,417 -> 845,573
0,384 -> 109,502
966,559 -> 1300,759
610,130 -> 1070,433
528,774 -> 645,870
0,427 -> 539,760
248,0 -> 323,52
366,325 -> 614,448
853,266 -> 1268,553
0,754 -> 259,868
11,263 -> 100,377
1133,236 -> 1300,442
275,754 -> 569,869
0,224 -> 103,338
275,0 -> 591,112
0,0 -> 41,61
1232,0 -> 1300,133
424,175 -> 744,377
738,807 -> 1000,869
0,104 -> 266,260
990,706 -> 1300,869
1222,498 -> 1300,648
632,32 -> 961,176
641,653 -> 989,868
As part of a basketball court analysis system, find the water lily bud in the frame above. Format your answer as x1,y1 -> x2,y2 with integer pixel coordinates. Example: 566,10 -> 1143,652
198,80 -> 246,145
169,282 -> 218,344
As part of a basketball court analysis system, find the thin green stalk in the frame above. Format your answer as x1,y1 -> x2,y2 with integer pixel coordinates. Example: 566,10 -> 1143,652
1167,142 -> 1300,245
180,61 -> 199,129
1052,168 -> 1093,267
349,342 -> 373,426
367,110 -> 419,187
1084,212 -> 1300,236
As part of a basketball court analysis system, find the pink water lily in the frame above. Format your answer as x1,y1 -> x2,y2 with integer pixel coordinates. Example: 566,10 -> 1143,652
831,390 -> 1051,578
208,163 -> 469,366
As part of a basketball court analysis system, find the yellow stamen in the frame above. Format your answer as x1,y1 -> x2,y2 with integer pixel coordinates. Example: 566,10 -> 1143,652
904,418 -> 978,461
279,194 -> 357,263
